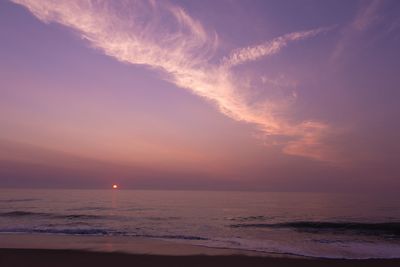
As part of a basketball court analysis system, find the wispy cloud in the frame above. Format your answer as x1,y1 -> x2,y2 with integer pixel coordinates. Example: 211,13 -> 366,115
12,0 -> 337,162
351,0 -> 382,31
223,27 -> 330,67
331,0 -> 383,60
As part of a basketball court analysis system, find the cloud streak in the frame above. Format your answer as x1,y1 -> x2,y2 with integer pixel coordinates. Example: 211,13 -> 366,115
223,27 -> 330,67
11,0 -> 337,162
331,0 -> 383,61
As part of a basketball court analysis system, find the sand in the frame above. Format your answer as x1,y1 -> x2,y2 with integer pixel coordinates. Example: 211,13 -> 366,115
0,234 -> 400,267
0,234 -> 265,256
2,248 -> 400,267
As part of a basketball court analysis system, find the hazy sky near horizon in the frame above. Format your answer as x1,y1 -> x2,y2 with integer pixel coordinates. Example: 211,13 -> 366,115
1,0 -> 400,192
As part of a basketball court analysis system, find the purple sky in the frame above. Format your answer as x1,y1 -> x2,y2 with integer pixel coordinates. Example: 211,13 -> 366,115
1,0 -> 400,192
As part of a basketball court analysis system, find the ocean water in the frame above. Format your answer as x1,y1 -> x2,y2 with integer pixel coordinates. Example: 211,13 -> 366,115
0,189 -> 399,259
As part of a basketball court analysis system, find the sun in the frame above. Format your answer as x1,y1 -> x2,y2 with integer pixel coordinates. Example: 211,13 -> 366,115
112,184 -> 118,189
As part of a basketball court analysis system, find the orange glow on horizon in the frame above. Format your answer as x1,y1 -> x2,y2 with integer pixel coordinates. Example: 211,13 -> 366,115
112,184 -> 118,189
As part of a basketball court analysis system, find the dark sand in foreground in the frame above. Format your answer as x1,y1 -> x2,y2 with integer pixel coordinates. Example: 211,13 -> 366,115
1,234 -> 400,266
1,248 -> 400,267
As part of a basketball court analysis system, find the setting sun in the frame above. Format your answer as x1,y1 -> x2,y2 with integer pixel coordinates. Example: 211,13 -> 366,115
112,184 -> 118,189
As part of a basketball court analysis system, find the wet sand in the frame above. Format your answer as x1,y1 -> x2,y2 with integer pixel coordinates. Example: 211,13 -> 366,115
0,234 -> 400,267
0,233 -> 265,256
1,248 -> 400,267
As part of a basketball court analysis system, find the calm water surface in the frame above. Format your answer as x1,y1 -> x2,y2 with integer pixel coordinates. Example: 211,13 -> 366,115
0,189 -> 399,258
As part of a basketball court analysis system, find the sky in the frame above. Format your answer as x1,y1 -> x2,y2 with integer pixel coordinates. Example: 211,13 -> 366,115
1,0 -> 400,192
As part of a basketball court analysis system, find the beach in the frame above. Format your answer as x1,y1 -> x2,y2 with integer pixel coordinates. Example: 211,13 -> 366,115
2,248 -> 400,267
1,234 -> 400,267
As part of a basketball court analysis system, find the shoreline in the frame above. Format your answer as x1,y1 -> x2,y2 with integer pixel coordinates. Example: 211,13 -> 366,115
0,233 -> 272,257
1,233 -> 400,266
1,233 -> 400,259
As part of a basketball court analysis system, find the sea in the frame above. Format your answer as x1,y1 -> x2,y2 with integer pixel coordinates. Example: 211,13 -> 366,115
0,189 -> 399,259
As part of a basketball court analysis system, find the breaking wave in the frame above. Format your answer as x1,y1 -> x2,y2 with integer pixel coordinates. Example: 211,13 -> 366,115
0,227 -> 208,241
0,211 -> 105,220
230,221 -> 400,237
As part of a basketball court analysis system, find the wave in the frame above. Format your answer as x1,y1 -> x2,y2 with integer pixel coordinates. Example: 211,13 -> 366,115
2,226 -> 399,259
67,207 -> 111,211
196,238 -> 400,260
226,215 -> 274,222
60,214 -> 103,220
145,234 -> 207,240
0,198 -> 39,203
145,216 -> 180,221
0,211 -> 53,217
230,221 -> 400,237
0,211 -> 104,220
0,210 -> 179,221
0,227 -> 207,241
0,227 -> 115,235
